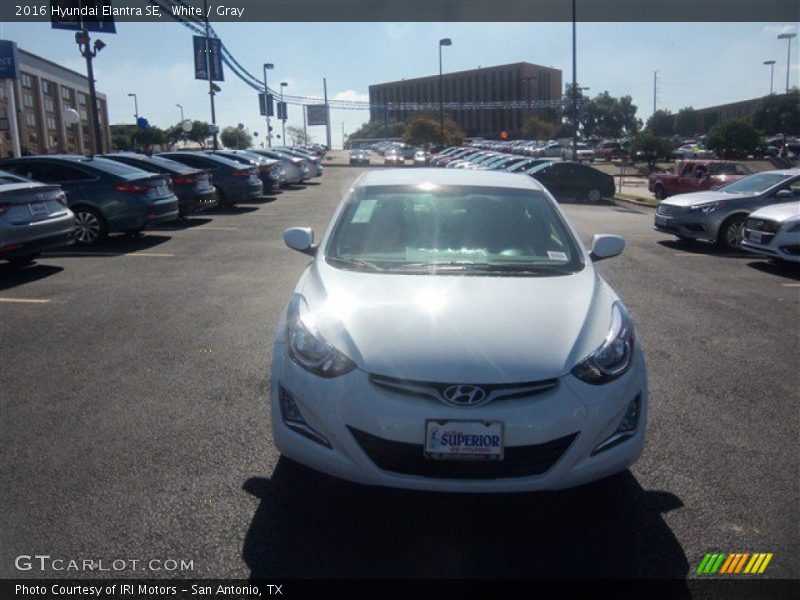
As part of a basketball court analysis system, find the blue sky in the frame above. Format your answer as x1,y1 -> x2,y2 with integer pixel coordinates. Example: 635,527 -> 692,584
1,21 -> 797,147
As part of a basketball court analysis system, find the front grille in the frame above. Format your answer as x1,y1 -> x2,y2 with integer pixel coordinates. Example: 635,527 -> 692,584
368,373 -> 558,407
656,203 -> 685,216
745,218 -> 781,233
348,427 -> 577,479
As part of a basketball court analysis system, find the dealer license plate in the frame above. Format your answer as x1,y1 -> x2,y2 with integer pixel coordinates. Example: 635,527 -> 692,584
747,231 -> 762,244
424,420 -> 503,461
654,215 -> 670,227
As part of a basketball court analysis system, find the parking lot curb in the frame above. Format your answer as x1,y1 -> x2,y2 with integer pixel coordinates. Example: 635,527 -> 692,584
614,194 -> 658,209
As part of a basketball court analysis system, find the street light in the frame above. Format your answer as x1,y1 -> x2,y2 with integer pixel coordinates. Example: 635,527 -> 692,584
763,60 -> 776,95
777,33 -> 797,93
128,93 -> 138,120
280,82 -> 288,143
176,103 -> 184,121
263,63 -> 274,147
438,38 -> 452,146
75,29 -> 106,155
571,0 -> 578,160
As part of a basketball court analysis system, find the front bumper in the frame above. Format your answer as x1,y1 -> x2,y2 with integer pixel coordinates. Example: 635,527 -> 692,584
269,341 -> 648,493
653,211 -> 713,241
741,228 -> 800,263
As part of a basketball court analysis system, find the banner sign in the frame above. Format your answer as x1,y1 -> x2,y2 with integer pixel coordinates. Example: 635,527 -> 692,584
306,104 -> 328,126
0,40 -> 20,79
258,93 -> 274,117
276,101 -> 287,121
193,35 -> 224,81
50,0 -> 117,34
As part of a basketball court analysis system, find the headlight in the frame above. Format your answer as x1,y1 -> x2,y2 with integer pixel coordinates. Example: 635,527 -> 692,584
286,295 -> 356,378
785,221 -> 800,233
690,202 -> 723,213
572,302 -> 635,385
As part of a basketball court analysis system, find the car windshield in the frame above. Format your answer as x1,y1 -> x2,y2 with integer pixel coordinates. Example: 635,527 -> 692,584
326,184 -> 584,275
527,162 -> 551,174
716,172 -> 794,194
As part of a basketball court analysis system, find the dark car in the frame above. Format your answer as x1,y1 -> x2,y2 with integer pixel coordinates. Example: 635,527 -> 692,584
157,152 -> 262,207
101,153 -> 217,217
1,155 -> 179,244
209,150 -> 282,194
527,161 -> 616,203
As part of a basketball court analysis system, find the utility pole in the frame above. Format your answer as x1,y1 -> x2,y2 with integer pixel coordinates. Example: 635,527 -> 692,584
203,0 -> 218,150
176,103 -> 184,121
303,105 -> 307,144
763,60 -> 776,94
263,63 -> 273,147
571,0 -> 578,158
280,82 -> 287,144
74,24 -> 105,155
777,33 -> 796,93
128,93 -> 138,120
653,70 -> 659,115
342,122 -> 345,149
439,38 -> 452,146
323,78 -> 331,150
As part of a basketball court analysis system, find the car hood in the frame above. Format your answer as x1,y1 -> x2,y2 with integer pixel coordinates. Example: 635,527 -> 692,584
748,202 -> 800,223
661,190 -> 746,207
294,260 -> 617,383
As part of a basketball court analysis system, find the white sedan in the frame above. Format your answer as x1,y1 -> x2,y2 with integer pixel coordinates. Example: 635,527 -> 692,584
270,169 -> 648,492
741,201 -> 800,263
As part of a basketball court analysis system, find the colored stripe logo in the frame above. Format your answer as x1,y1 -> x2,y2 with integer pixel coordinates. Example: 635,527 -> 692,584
697,553 -> 773,574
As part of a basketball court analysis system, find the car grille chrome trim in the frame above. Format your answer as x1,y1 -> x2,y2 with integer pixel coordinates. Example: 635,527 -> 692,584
745,218 -> 781,233
368,373 -> 558,407
656,204 -> 685,216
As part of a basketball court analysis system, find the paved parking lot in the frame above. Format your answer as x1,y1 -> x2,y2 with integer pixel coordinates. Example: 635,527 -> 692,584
0,164 -> 797,580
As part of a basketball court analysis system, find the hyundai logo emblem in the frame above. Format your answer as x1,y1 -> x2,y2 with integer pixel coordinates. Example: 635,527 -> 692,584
442,384 -> 487,406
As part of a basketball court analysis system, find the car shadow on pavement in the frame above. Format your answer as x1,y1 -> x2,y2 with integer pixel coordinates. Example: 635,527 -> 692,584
241,460 -> 689,582
0,263 -> 63,290
238,196 -> 278,205
43,233 -> 172,257
657,239 -> 752,259
150,217 -> 213,231
207,206 -> 260,215
746,260 -> 800,281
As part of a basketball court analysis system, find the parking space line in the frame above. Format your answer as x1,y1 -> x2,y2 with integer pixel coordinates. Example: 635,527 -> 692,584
185,226 -> 240,231
45,252 -> 175,257
781,283 -> 800,287
0,297 -> 51,304
124,252 -> 175,257
672,253 -> 705,257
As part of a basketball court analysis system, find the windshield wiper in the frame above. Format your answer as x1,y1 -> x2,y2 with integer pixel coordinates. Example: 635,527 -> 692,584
326,256 -> 385,271
390,261 -> 576,275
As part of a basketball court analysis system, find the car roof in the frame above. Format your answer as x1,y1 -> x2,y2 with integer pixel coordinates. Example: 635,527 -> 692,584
358,168 -> 545,191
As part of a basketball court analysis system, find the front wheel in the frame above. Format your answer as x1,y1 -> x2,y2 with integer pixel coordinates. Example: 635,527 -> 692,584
73,207 -> 107,245
717,215 -> 746,251
587,188 -> 602,204
654,184 -> 667,201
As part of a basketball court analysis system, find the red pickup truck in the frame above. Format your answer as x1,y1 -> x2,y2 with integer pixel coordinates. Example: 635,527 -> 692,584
648,160 -> 752,200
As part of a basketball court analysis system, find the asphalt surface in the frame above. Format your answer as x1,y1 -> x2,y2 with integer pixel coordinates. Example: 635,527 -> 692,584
1,158 -> 798,581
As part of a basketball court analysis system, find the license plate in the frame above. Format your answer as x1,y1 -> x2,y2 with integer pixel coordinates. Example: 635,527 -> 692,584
747,231 -> 762,244
149,185 -> 168,197
424,420 -> 503,461
29,202 -> 48,217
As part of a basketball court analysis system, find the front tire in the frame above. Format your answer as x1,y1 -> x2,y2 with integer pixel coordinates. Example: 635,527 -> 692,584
717,215 -> 746,251
73,207 -> 107,245
587,188 -> 602,203
654,184 -> 667,201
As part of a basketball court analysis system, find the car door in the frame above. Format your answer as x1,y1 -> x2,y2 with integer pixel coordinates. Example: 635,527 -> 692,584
534,163 -> 570,199
9,161 -> 96,209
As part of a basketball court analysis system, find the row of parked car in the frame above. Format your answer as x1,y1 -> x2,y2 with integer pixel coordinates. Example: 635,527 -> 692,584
0,146 -> 325,264
425,145 -> 616,203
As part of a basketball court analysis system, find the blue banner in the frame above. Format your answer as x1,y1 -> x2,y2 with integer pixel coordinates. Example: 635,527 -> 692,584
50,1 -> 116,34
0,40 -> 20,80
193,35 -> 224,82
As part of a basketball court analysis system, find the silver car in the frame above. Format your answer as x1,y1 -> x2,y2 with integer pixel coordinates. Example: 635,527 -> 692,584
0,170 -> 75,265
654,169 -> 800,250
250,150 -> 306,185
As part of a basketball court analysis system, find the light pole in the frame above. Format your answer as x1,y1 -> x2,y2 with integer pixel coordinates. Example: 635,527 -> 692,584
176,103 -> 184,122
438,38 -> 452,146
777,33 -> 796,93
74,28 -> 105,155
280,82 -> 288,144
128,93 -> 138,121
763,60 -> 776,95
263,63 -> 274,147
571,0 -> 578,160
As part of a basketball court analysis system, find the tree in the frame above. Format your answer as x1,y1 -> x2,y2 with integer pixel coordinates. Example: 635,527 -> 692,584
522,116 -> 559,140
631,130 -> 674,168
562,83 -> 589,134
705,119 -> 762,159
187,121 -> 211,148
286,125 -> 311,145
582,92 -> 641,138
220,126 -> 252,149
646,110 -> 674,137
751,90 -> 800,136
347,119 -> 407,143
403,114 -> 464,147
133,126 -> 166,150
110,124 -> 137,151
675,107 -> 698,137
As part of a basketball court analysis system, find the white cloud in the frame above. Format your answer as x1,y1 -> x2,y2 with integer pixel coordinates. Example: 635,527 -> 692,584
334,90 -> 369,102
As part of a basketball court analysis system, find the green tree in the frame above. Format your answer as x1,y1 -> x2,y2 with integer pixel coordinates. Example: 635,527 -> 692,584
220,126 -> 252,149
705,119 -> 762,159
110,124 -> 137,151
286,125 -> 311,145
631,130 -> 674,168
583,92 -> 641,138
562,83 -> 589,134
522,116 -> 559,140
348,119 -> 407,143
403,114 -> 464,147
675,107 -> 698,137
646,110 -> 674,137
751,90 -> 800,135
187,121 -> 211,148
133,126 -> 166,150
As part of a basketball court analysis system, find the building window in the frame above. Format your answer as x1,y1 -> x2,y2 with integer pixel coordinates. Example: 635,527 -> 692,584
49,135 -> 58,148
45,98 -> 55,112
79,108 -> 88,120
78,93 -> 86,105
25,112 -> 36,127
42,80 -> 52,95
21,73 -> 32,88
61,87 -> 71,101
46,116 -> 57,130
23,92 -> 34,108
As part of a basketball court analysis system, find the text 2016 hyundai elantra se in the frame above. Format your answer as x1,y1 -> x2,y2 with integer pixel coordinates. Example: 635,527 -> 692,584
271,169 -> 648,492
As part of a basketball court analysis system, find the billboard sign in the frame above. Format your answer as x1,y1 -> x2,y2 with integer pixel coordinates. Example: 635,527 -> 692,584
0,40 -> 20,79
258,93 -> 274,117
193,36 -> 224,81
306,104 -> 328,126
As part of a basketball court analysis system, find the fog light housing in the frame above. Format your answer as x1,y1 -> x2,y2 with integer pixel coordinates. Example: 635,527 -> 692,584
278,385 -> 332,448
591,395 -> 641,456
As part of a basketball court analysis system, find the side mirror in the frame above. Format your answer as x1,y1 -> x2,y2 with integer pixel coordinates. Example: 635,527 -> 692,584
774,189 -> 794,199
283,227 -> 317,255
589,234 -> 625,261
